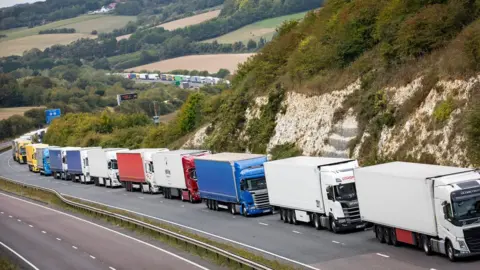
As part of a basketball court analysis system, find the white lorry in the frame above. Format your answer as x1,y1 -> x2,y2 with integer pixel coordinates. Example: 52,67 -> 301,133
86,148 -> 128,187
140,149 -> 169,193
264,157 -> 365,233
153,150 -> 210,202
355,162 -> 480,261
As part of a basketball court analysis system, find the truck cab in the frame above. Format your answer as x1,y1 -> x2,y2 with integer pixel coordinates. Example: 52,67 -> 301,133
432,170 -> 480,260
105,150 -> 124,187
41,147 -> 52,176
142,149 -> 168,193
238,166 -> 270,216
16,140 -> 31,164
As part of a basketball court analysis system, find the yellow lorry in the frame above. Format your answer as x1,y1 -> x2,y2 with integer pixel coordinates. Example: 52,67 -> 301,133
26,144 -> 48,172
15,139 -> 31,164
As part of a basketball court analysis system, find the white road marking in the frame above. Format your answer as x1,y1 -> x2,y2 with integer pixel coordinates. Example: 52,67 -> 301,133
0,240 -> 40,270
63,195 -> 319,270
376,253 -> 390,258
42,231 -> 46,234
0,192 -> 210,270
201,210 -> 209,213
259,222 -> 269,226
17,219 -> 21,222
90,255 -> 96,259
72,246 -> 78,249
109,267 -> 116,270
139,197 -> 144,199
8,215 -> 12,218
293,231 -> 302,234
0,212 -> 3,214
29,225 -> 33,228
181,205 -> 185,207
56,238 -> 61,241
332,240 -> 340,244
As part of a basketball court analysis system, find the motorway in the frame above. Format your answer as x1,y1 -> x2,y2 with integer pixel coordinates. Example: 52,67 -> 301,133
0,191 -> 217,270
1,149 -> 479,270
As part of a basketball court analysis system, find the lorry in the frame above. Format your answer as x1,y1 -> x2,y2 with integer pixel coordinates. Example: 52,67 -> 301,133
194,153 -> 271,216
26,144 -> 48,172
65,147 -> 100,183
264,157 -> 364,232
153,150 -> 210,202
16,139 -> 31,164
355,162 -> 480,261
85,148 -> 128,186
117,149 -> 168,192
49,147 -> 80,180
161,74 -> 167,80
37,146 -> 52,176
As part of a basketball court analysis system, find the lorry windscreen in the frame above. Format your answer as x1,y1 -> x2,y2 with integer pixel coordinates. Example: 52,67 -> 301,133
20,147 -> 26,154
334,183 -> 357,201
110,160 -> 118,170
452,195 -> 480,221
246,177 -> 267,191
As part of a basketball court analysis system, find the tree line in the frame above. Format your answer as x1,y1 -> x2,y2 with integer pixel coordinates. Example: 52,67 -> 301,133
39,28 -> 76,34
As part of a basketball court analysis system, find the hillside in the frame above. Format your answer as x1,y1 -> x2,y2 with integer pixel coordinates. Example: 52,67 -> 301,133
180,0 -> 480,167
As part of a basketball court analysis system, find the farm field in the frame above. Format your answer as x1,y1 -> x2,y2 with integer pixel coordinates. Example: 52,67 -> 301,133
126,53 -> 255,73
0,15 -> 135,56
0,106 -> 46,120
202,11 -> 308,44
116,9 -> 221,41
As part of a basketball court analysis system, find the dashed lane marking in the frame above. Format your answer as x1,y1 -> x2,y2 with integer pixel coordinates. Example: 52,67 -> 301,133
109,267 -> 116,270
72,246 -> 78,249
293,231 -> 302,234
41,231 -> 46,234
259,222 -> 269,226
376,253 -> 390,258
56,238 -> 61,241
29,225 -> 33,228
17,219 -> 21,222
90,255 -> 96,259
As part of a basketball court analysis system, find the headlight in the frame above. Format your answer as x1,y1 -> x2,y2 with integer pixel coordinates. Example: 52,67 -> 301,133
458,239 -> 468,250
337,218 -> 346,224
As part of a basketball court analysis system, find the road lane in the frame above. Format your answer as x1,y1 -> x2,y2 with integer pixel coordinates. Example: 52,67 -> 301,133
1,149 -> 479,270
0,191 -> 213,270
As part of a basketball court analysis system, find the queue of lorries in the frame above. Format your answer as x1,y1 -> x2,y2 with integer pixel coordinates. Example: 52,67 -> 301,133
109,72 -> 230,85
10,134 -> 480,262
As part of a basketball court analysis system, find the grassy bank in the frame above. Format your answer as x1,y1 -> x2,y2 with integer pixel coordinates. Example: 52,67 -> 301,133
0,177 -> 297,270
0,256 -> 17,270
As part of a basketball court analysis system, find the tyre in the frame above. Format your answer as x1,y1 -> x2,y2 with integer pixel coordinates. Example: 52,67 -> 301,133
314,214 -> 321,230
279,208 -> 284,221
189,193 -> 194,203
330,218 -> 338,234
422,235 -> 433,256
283,209 -> 289,223
242,205 -> 248,217
289,210 -> 294,224
206,199 -> 210,209
446,240 -> 456,262
230,204 -> 236,215
384,227 -> 392,245
215,201 -> 219,211
390,228 -> 399,246
291,210 -> 298,225
376,225 -> 385,243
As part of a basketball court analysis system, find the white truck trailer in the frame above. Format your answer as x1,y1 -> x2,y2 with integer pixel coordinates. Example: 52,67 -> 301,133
86,148 -> 128,187
153,150 -> 210,202
264,157 -> 365,233
355,162 -> 480,261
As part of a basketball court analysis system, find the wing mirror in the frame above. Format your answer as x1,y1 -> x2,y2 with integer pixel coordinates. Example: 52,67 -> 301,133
326,186 -> 334,201
240,180 -> 246,191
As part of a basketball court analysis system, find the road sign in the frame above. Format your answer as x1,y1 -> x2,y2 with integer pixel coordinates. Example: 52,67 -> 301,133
116,93 -> 138,106
45,109 -> 61,124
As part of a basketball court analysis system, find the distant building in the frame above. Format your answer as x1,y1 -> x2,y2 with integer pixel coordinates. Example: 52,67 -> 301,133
87,2 -> 117,15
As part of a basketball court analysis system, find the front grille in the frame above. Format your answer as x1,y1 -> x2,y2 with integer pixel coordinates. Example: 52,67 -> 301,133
464,226 -> 480,252
342,205 -> 361,223
253,193 -> 270,209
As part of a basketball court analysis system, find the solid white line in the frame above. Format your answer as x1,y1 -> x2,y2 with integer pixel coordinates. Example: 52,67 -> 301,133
72,246 -> 78,249
259,222 -> 269,226
64,195 -> 319,270
376,253 -> 390,258
0,192 -> 209,270
89,255 -> 96,259
41,231 -> 46,234
293,231 -> 302,234
332,241 -> 340,244
56,238 -> 61,241
0,240 -> 40,270
109,267 -> 116,270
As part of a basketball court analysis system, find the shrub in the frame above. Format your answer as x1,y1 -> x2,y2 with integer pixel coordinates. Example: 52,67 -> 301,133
433,97 -> 454,122
466,93 -> 480,166
269,143 -> 302,160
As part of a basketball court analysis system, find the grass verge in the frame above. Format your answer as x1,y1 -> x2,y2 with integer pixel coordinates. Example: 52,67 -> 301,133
0,256 -> 17,270
0,176 -> 297,270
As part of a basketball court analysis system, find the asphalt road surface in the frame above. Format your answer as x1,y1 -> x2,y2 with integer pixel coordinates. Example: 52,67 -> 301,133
0,191 -> 217,270
1,149 -> 479,270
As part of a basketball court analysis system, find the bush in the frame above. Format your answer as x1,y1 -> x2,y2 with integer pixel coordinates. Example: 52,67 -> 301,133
466,93 -> 480,166
39,28 -> 76,34
433,98 -> 454,122
269,143 -> 302,160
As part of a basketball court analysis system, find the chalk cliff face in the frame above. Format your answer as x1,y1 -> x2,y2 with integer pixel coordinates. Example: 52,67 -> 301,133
184,74 -> 478,167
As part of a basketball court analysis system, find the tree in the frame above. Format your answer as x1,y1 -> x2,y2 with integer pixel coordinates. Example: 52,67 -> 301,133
247,39 -> 257,50
258,37 -> 266,48
216,68 -> 231,78
92,57 -> 110,70
91,30 -> 98,35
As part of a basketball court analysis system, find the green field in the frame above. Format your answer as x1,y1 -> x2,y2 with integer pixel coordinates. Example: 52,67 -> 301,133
202,11 -> 308,44
0,15 -> 136,42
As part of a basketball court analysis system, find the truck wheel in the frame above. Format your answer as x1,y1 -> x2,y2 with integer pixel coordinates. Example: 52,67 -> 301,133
384,227 -> 392,245
279,208 -> 284,221
288,210 -> 295,224
230,204 -> 236,215
283,209 -> 289,223
291,211 -> 298,225
376,225 -> 385,243
189,193 -> 194,203
422,235 -> 433,256
330,218 -> 338,233
214,201 -> 219,211
242,205 -> 248,217
314,214 -> 321,230
390,229 -> 399,246
446,240 -> 456,262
